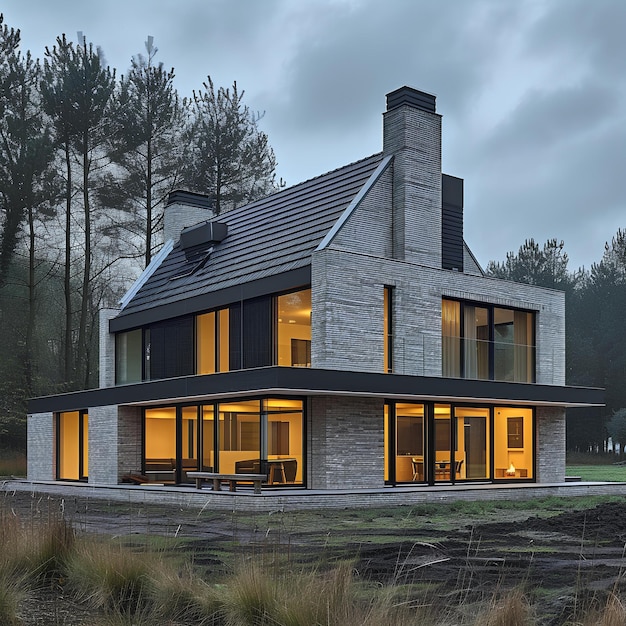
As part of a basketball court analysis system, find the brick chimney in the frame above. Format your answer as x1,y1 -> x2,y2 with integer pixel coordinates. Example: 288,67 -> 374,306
383,86 -> 442,267
164,190 -> 215,243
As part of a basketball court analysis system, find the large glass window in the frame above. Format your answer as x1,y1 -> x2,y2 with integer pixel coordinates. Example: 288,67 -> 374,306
142,398 -> 304,487
116,286 -> 313,383
494,309 -> 534,382
394,403 -> 424,482
144,407 -> 177,481
277,289 -> 311,367
265,398 -> 304,484
442,299 -> 535,382
385,401 -> 533,486
57,410 -> 88,481
494,407 -> 533,479
455,406 -> 489,480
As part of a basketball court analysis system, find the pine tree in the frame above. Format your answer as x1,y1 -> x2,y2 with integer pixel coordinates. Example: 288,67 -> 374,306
183,77 -> 279,214
104,36 -> 187,267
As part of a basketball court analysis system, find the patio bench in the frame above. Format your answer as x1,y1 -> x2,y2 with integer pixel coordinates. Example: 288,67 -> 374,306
187,471 -> 266,494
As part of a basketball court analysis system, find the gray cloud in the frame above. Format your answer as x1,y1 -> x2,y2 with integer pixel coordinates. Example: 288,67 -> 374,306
1,0 -> 624,271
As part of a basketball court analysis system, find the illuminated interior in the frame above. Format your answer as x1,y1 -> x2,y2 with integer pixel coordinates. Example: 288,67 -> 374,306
57,410 -> 88,480
142,398 -> 304,485
386,401 -> 533,484
394,403 -> 424,481
442,299 -> 535,382
277,289 -> 311,367
494,407 -> 533,479
197,308 -> 230,374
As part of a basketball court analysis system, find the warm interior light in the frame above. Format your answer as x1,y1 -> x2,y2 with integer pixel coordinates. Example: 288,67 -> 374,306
506,463 -> 516,475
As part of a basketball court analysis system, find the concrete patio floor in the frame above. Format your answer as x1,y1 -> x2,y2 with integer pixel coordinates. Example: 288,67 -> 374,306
3,478 -> 626,512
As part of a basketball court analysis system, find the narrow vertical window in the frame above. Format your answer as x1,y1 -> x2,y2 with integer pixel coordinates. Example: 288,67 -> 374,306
197,308 -> 231,375
57,410 -> 88,481
384,286 -> 393,373
115,329 -> 142,384
442,299 -> 461,377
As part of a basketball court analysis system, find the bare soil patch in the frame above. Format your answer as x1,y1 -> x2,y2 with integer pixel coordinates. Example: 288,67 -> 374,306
3,488 -> 626,625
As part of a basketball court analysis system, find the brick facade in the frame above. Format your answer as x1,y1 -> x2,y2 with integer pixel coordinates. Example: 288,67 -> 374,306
27,412 -> 55,481
309,396 -> 384,489
26,86 -> 596,493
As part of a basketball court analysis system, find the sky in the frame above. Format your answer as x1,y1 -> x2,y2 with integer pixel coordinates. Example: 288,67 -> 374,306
2,0 -> 625,272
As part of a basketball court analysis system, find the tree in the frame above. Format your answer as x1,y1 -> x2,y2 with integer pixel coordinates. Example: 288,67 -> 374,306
104,36 -> 187,267
42,33 -> 116,387
183,78 -> 279,214
486,238 -> 572,290
606,409 -> 626,457
0,15 -> 59,392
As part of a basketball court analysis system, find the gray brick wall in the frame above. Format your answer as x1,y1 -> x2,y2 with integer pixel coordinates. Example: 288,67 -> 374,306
117,406 -> 143,480
383,103 -> 442,266
308,396 -> 384,489
27,412 -> 55,481
164,202 -> 215,243
88,405 -> 119,484
87,404 -> 142,485
312,246 -> 565,384
536,406 -> 566,483
99,308 -> 120,388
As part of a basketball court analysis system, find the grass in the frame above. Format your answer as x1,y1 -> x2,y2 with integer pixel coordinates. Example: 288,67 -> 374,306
0,450 -> 26,477
4,491 -> 626,624
566,464 -> 626,482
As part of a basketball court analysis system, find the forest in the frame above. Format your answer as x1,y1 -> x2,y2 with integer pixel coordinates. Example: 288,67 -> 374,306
0,14 -> 621,455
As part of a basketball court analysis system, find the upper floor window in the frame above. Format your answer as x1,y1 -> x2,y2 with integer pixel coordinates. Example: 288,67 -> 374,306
277,289 -> 311,367
442,298 -> 535,383
197,308 -> 230,374
384,286 -> 393,373
115,287 -> 312,384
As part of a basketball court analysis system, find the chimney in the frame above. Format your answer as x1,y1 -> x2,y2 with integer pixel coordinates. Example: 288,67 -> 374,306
383,86 -> 442,266
164,190 -> 215,243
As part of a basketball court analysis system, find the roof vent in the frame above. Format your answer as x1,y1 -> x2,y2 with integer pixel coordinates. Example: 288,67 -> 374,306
180,221 -> 228,250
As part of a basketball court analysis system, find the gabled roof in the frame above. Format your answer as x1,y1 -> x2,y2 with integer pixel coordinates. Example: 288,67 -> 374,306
115,152 -> 384,323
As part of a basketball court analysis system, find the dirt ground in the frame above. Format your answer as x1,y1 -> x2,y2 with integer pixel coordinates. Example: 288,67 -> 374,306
3,488 -> 626,625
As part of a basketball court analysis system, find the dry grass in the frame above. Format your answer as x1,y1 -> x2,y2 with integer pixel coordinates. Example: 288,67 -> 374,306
3,497 -> 626,624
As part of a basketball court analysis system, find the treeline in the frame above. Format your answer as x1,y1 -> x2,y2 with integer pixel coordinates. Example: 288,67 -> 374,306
0,15 -> 280,448
486,235 -> 626,452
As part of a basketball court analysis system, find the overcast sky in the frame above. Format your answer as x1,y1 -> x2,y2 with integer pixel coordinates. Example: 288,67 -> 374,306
2,0 -> 624,271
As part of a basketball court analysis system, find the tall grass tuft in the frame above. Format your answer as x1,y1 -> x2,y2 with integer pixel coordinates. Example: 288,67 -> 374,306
475,587 -> 533,626
0,507 -> 74,581
581,592 -> 626,626
150,561 -> 222,623
0,570 -> 27,625
220,558 -> 433,626
65,539 -> 156,615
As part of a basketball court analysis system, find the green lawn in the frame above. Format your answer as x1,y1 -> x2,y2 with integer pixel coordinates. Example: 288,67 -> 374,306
566,464 -> 626,482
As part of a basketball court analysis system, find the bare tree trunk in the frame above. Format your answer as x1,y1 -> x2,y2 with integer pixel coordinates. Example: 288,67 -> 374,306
78,131 -> 91,387
63,142 -> 73,383
146,135 -> 152,267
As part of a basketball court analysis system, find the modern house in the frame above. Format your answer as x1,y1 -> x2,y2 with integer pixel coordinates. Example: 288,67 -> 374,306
27,86 -> 602,491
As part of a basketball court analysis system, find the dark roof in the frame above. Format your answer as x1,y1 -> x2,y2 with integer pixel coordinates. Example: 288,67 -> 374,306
115,153 -> 384,323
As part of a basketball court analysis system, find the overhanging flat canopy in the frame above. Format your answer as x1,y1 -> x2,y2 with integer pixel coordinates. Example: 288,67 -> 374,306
28,367 -> 604,414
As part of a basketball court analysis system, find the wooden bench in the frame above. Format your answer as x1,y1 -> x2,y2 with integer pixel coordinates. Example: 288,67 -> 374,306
187,472 -> 267,494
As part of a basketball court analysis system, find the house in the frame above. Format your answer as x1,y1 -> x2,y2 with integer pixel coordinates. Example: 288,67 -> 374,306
27,86 -> 602,490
